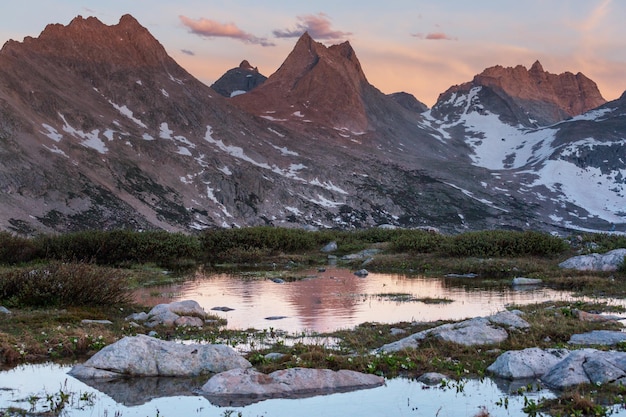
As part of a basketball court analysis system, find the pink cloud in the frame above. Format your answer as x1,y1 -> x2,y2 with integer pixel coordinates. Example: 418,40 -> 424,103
179,15 -> 275,47
273,13 -> 352,41
412,32 -> 457,41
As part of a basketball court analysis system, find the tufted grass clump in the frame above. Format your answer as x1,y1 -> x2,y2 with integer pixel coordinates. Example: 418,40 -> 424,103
0,262 -> 130,307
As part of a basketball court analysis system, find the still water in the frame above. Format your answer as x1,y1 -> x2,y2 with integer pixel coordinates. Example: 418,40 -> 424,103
4,268 -> 626,416
134,267 -> 619,333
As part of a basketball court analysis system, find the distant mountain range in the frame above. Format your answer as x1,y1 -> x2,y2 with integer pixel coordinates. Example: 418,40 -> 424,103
0,14 -> 623,235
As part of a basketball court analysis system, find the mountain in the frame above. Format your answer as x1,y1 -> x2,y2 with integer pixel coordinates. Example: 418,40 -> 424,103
424,62 -> 624,231
0,15 -> 623,235
387,92 -> 428,113
210,60 -> 267,98
432,61 -> 606,127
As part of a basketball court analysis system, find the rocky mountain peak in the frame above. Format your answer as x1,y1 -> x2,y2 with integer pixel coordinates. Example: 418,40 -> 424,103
232,32 -> 372,132
7,14 -> 170,71
434,61 -> 607,126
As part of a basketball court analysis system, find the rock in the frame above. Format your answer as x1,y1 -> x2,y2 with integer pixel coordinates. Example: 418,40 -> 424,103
321,241 -> 337,253
377,311 -> 530,352
354,269 -> 369,277
569,330 -> 626,346
68,334 -> 251,378
269,278 -> 285,284
81,319 -> 113,325
574,309 -> 623,323
433,317 -> 510,346
342,249 -> 381,260
125,312 -> 149,322
559,248 -> 626,272
539,349 -> 626,389
541,349 -> 595,389
211,306 -> 235,312
0,306 -> 11,314
174,316 -> 204,327
202,367 -> 384,406
416,372 -> 448,385
487,348 -> 569,379
512,277 -> 543,286
145,300 -> 207,328
265,316 -> 287,321
264,352 -> 285,361
445,273 -> 478,278
390,328 -> 407,336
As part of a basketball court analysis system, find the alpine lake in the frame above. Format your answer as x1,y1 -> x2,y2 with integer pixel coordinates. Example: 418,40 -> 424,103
3,266 -> 626,417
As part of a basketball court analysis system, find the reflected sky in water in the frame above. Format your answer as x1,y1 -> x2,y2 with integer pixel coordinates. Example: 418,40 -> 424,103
134,267 -> 622,333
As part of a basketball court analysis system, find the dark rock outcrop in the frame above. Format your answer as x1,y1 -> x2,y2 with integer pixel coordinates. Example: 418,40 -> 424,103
210,60 -> 267,97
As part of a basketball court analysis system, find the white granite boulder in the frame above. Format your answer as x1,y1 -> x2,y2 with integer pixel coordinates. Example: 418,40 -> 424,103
202,367 -> 384,406
559,249 -> 626,272
68,334 -> 251,378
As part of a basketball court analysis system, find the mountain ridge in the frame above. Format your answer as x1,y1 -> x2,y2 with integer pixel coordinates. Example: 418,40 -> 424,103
0,14 -> 623,235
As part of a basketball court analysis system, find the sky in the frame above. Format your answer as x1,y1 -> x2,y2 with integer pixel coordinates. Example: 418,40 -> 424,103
1,0 -> 625,107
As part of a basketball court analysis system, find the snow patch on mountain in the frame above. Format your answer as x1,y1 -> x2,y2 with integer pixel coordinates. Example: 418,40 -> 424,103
528,160 -> 626,223
59,114 -> 108,154
108,101 -> 147,128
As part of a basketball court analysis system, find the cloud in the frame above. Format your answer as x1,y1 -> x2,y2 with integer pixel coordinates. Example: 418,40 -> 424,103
412,32 -> 457,41
180,49 -> 195,56
273,13 -> 352,41
179,15 -> 275,47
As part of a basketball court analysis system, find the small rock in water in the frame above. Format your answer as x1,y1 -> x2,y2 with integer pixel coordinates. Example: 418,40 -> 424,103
354,269 -> 369,277
512,277 -> 543,286
417,372 -> 448,385
211,306 -> 235,312
445,273 -> 478,278
270,278 -> 285,284
265,316 -> 287,321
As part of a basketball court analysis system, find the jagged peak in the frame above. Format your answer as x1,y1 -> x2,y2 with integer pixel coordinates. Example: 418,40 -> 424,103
529,60 -> 544,73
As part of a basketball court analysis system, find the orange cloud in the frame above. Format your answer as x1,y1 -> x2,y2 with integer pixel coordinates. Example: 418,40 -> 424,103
273,13 -> 352,41
179,15 -> 275,47
412,32 -> 457,41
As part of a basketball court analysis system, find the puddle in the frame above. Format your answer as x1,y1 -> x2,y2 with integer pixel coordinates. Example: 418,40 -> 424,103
133,267 -> 625,333
0,363 -> 575,417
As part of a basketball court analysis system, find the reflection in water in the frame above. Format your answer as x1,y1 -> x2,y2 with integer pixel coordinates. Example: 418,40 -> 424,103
133,267 -> 620,333
0,363 -> 565,417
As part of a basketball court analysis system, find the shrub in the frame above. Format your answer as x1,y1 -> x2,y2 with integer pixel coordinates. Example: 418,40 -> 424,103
0,262 -> 130,307
35,230 -> 201,269
0,232 -> 39,264
442,230 -> 568,257
388,230 -> 445,253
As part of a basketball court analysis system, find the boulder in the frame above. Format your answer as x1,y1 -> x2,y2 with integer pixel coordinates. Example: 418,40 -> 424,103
202,367 -> 384,406
573,310 -> 623,323
320,241 -> 337,253
569,330 -> 626,346
559,248 -> 626,271
68,334 -> 251,378
416,372 -> 448,385
143,300 -> 207,328
377,311 -> 530,352
354,269 -> 369,277
0,306 -> 11,315
487,348 -> 569,379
